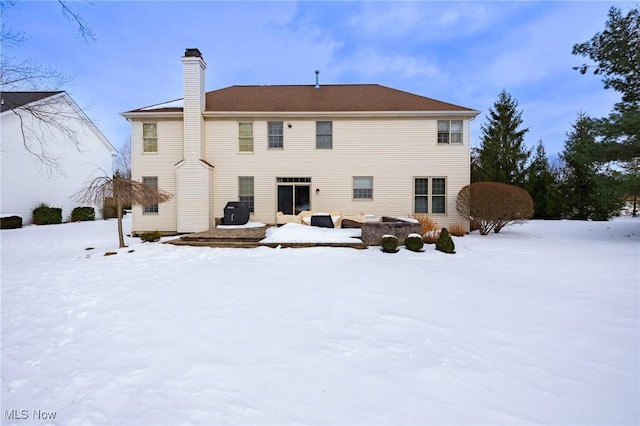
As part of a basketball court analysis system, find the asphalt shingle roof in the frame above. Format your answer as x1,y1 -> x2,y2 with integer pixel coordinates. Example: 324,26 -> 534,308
129,84 -> 476,114
0,91 -> 63,113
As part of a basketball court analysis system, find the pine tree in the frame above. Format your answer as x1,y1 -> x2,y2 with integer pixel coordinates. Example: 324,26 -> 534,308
474,90 -> 531,185
573,5 -> 640,203
524,140 -> 564,219
560,112 -> 623,220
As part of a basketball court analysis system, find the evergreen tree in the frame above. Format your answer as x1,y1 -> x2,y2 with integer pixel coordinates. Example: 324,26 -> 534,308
474,90 -> 531,185
573,5 -> 640,200
524,140 -> 564,219
560,113 -> 623,220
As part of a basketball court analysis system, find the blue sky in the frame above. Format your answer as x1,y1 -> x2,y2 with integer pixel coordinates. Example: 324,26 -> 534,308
3,1 -> 632,157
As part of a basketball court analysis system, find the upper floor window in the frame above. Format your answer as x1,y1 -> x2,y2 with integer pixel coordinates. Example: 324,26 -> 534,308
316,121 -> 332,149
268,121 -> 283,149
142,176 -> 159,214
437,120 -> 463,144
142,123 -> 157,152
239,122 -> 253,152
353,176 -> 373,200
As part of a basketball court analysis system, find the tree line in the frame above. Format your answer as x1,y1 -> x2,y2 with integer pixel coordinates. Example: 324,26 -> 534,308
471,6 -> 639,220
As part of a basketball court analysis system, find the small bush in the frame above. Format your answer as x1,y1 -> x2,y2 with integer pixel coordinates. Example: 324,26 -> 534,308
0,215 -> 22,229
140,231 -> 162,243
456,182 -> 534,235
32,203 -> 62,225
381,234 -> 399,253
449,222 -> 467,237
71,206 -> 95,222
423,230 -> 441,244
435,227 -> 455,254
405,233 -> 424,252
412,214 -> 439,235
102,205 -> 117,219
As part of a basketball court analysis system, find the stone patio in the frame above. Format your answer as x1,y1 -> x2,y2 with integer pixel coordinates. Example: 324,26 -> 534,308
165,225 -> 367,249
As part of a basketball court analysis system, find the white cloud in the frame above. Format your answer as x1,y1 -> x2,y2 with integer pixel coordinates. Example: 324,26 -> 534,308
334,48 -> 443,82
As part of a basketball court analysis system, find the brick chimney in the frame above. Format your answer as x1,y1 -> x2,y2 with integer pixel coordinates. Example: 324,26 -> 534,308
181,48 -> 206,161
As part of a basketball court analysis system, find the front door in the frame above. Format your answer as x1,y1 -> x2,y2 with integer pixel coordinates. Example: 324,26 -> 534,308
277,181 -> 310,215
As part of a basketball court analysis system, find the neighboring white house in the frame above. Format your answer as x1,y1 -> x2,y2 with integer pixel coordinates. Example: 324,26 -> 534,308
122,48 -> 480,235
1,91 -> 117,223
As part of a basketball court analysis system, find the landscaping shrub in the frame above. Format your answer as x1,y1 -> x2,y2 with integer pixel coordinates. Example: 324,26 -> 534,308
456,182 -> 534,235
381,234 -> 399,253
32,203 -> 62,225
405,233 -> 424,252
0,215 -> 22,229
449,222 -> 467,237
140,231 -> 162,243
435,227 -> 455,254
102,205 -> 117,219
423,230 -> 441,244
412,214 -> 439,235
71,206 -> 95,222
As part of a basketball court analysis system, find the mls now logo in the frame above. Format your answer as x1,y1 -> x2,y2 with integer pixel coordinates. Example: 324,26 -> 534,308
4,409 -> 57,420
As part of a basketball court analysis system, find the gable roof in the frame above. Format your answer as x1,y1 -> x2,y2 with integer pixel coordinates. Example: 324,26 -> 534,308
1,90 -> 116,154
0,91 -> 63,113
126,84 -> 478,115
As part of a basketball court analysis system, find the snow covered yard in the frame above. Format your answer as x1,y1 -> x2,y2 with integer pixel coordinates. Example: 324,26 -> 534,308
1,217 -> 638,425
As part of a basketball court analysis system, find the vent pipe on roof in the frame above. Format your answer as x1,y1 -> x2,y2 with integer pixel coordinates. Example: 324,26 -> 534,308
315,70 -> 320,89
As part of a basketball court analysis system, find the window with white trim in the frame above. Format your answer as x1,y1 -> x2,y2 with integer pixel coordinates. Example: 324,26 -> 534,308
414,177 -> 446,214
239,176 -> 255,213
316,121 -> 332,149
142,176 -> 159,214
353,176 -> 373,200
437,120 -> 463,144
142,123 -> 157,152
238,122 -> 253,152
268,121 -> 283,149
414,178 -> 429,213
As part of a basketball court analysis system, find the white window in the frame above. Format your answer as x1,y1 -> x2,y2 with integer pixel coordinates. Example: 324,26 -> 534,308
437,120 -> 463,144
414,178 -> 429,213
414,177 -> 446,214
239,176 -> 254,213
239,122 -> 253,152
316,121 -> 332,149
268,121 -> 283,149
142,176 -> 158,214
353,176 -> 373,200
142,123 -> 157,152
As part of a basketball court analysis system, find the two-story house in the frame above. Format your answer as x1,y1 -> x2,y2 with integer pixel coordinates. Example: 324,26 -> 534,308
122,48 -> 479,235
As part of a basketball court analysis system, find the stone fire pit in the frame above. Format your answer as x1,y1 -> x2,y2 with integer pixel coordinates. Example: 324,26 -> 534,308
360,217 -> 422,246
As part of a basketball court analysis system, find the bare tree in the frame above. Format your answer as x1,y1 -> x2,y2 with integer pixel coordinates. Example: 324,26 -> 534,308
73,174 -> 172,248
1,1 -> 97,175
114,137 -> 131,179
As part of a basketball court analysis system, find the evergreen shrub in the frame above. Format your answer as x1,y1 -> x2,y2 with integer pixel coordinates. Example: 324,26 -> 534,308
32,204 -> 62,225
435,228 -> 455,254
381,234 -> 399,253
405,233 -> 424,252
0,215 -> 22,229
71,207 -> 95,222
140,231 -> 162,243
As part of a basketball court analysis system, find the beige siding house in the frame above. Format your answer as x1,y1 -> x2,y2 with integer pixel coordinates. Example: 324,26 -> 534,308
122,48 -> 479,235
